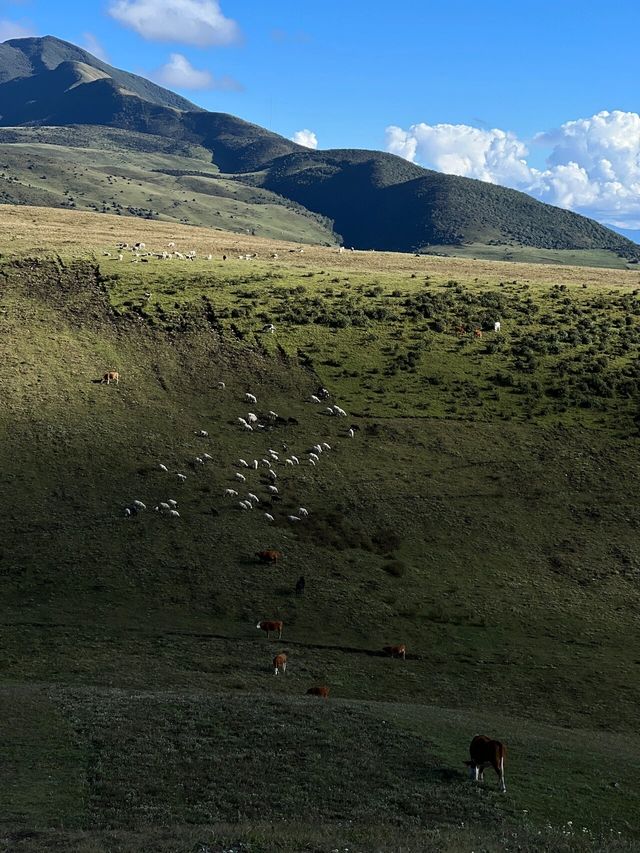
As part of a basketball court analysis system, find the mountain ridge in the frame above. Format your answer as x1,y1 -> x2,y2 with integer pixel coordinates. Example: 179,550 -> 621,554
0,35 -> 637,258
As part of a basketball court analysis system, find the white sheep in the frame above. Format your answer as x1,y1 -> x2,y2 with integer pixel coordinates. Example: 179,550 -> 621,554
195,430 -> 209,437
261,458 -> 272,467
262,323 -> 276,333
248,493 -> 260,503
239,502 -> 249,510
238,459 -> 249,468
322,443 -> 331,451
268,470 -> 277,480
348,428 -> 355,438
494,321 -> 501,332
264,513 -> 275,522
326,407 -> 335,415
124,507 -> 132,517
291,455 -> 300,465
243,424 -> 254,432
314,444 -> 323,453
286,459 -> 294,466
202,453 -> 212,461
133,500 -> 146,510
309,458 -> 316,466
238,417 -> 249,427
268,410 -> 278,418
310,395 -> 321,403
236,473 -> 247,482
195,457 -> 204,465
245,393 -> 257,403
224,488 -> 238,497
158,463 -> 169,472
309,452 -> 320,462
298,507 -> 309,517
218,381 -> 226,389
177,473 -> 187,482
247,413 -> 258,423
167,500 -> 178,507
160,502 -> 171,511
169,510 -> 180,518
333,405 -> 347,416
288,515 -> 301,522
267,485 -> 279,494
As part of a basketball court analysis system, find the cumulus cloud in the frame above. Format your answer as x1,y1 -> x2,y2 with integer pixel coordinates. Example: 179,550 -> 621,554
109,0 -> 241,47
81,32 -> 109,62
386,111 -> 640,229
154,52 -> 242,91
292,129 -> 318,149
0,18 -> 36,40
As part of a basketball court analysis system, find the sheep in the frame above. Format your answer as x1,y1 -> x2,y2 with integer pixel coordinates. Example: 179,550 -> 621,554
333,406 -> 347,417
158,463 -> 169,472
314,444 -> 323,453
265,512 -> 275,522
261,458 -> 272,467
239,501 -> 249,510
218,381 -> 226,389
326,407 -> 335,415
253,459 -> 259,469
202,453 -> 212,461
194,457 -> 204,465
268,470 -> 277,480
241,500 -> 253,510
268,410 -> 278,418
195,430 -> 209,437
133,500 -> 146,510
160,502 -> 171,511
247,413 -> 258,423
309,458 -> 316,466
235,473 -> 247,482
238,459 -> 249,468
177,473 -> 187,482
243,424 -> 254,432
267,485 -> 279,494
169,510 -> 180,518
348,428 -> 355,438
309,452 -> 319,462
298,507 -> 309,517
288,515 -> 301,522
291,455 -> 300,465
167,500 -> 178,508
286,459 -> 294,466
245,393 -> 258,403
262,323 -> 276,333
224,488 -> 238,497
238,417 -> 249,427
494,321 -> 501,332
248,493 -> 260,504
124,507 -> 132,517
310,395 -> 321,403
322,443 -> 331,451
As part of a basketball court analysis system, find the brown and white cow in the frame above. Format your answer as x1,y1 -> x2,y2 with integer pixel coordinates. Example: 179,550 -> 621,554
273,652 -> 288,675
256,619 -> 283,639
382,644 -> 406,660
101,371 -> 119,385
465,735 -> 507,792
306,686 -> 330,699
474,329 -> 483,339
256,550 -> 282,564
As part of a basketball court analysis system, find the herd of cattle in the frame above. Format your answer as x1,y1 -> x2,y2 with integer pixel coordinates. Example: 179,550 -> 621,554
107,369 -> 507,793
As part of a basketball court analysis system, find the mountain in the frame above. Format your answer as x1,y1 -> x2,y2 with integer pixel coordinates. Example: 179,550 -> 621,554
0,35 -> 637,259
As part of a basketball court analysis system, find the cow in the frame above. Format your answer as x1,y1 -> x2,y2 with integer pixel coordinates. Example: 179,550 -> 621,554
306,686 -> 330,699
256,550 -> 282,564
101,371 -> 119,385
474,329 -> 483,339
295,575 -> 305,596
456,324 -> 466,336
382,644 -> 406,659
273,652 -> 288,675
256,619 -> 283,639
465,735 -> 507,793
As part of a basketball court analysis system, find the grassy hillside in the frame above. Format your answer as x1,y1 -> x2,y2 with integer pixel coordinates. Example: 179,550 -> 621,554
1,206 -> 640,850
0,129 -> 336,244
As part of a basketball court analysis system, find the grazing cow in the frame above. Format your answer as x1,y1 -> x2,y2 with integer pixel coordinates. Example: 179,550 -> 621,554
101,371 -> 119,385
295,575 -> 305,596
273,652 -> 288,675
306,686 -> 330,699
465,735 -> 507,793
474,329 -> 483,339
383,644 -> 406,660
256,619 -> 283,639
256,550 -> 282,564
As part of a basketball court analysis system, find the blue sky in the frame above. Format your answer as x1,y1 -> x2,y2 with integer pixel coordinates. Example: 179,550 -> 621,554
1,0 -> 640,236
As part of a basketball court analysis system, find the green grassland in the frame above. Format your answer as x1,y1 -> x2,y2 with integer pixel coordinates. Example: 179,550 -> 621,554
0,127 -> 336,245
2,209 -> 640,851
422,242 -> 638,270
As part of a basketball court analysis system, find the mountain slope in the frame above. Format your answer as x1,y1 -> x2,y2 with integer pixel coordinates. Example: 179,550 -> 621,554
0,35 -> 637,260
0,35 -> 199,111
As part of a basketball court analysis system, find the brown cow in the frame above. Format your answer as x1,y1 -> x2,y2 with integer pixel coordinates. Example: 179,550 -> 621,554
456,324 -> 466,336
383,644 -> 406,659
101,371 -> 119,385
474,329 -> 483,339
273,652 -> 288,675
256,619 -> 283,639
256,550 -> 282,564
465,735 -> 507,792
306,686 -> 330,699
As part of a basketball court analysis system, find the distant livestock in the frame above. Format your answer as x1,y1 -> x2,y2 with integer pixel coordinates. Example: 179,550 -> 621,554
306,686 -> 330,699
256,620 -> 283,639
465,735 -> 507,793
383,644 -> 406,660
256,550 -> 282,564
474,329 -> 483,339
101,371 -> 119,385
245,393 -> 258,403
494,321 -> 501,332
273,652 -> 288,675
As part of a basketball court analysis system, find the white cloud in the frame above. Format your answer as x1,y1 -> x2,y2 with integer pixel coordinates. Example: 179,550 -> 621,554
154,52 -> 242,91
108,0 -> 241,47
292,129 -> 318,149
386,111 -> 640,230
81,32 -> 109,62
0,18 -> 36,40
